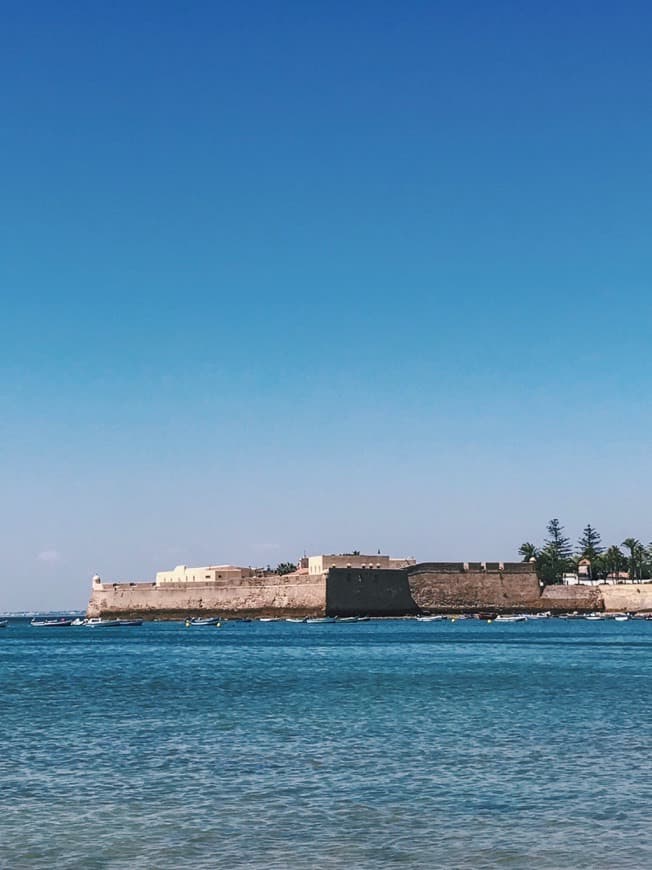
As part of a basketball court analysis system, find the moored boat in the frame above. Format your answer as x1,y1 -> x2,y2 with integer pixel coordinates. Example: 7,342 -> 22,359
305,617 -> 337,624
494,615 -> 527,623
30,618 -> 73,627
0,619 -> 7,629
84,618 -> 122,627
185,616 -> 221,626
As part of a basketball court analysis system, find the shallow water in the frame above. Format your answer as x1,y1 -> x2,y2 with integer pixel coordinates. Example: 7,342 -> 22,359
0,618 -> 650,868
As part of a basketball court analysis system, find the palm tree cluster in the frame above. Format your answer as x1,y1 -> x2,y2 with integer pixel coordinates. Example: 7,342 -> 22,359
518,519 -> 652,584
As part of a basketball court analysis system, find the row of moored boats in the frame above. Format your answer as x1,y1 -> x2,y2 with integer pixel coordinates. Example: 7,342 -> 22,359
27,617 -> 143,628
2,612 -> 649,630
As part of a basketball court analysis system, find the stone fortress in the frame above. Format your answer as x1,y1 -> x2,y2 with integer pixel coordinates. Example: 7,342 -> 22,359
86,552 -> 652,619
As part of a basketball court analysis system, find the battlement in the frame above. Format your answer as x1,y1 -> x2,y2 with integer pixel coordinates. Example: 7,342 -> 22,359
408,561 -> 535,575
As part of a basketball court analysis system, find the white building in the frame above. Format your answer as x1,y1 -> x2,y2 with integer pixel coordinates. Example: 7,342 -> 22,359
308,554 -> 416,576
155,565 -> 252,585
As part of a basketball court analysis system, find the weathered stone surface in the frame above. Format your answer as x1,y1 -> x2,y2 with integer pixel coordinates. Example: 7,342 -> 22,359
539,585 -> 602,612
87,577 -> 326,619
600,584 -> 652,612
407,563 -> 541,612
325,569 -> 419,617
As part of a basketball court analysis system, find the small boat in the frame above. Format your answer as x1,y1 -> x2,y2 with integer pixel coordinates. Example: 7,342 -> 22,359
117,619 -> 143,627
336,615 -> 371,623
525,612 -> 551,620
613,614 -> 630,622
305,617 -> 337,624
584,613 -> 604,621
84,618 -> 122,627
494,615 -> 527,623
185,616 -> 221,626
0,620 -> 7,629
416,615 -> 446,622
30,618 -> 73,627
71,618 -> 87,626
285,617 -> 305,623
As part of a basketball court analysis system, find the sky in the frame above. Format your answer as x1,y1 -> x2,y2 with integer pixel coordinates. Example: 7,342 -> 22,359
2,0 -> 652,610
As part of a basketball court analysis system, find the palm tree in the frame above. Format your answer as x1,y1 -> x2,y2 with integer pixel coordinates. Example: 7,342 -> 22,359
604,545 -> 625,581
622,538 -> 642,582
518,542 -> 539,562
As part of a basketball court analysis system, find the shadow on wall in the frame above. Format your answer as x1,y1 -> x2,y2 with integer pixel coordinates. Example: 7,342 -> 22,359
325,568 -> 418,617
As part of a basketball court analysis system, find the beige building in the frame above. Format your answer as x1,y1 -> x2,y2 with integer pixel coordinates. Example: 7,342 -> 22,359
155,564 -> 253,585
308,553 -> 416,576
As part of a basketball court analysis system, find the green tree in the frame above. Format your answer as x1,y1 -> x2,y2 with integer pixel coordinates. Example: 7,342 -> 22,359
541,518 -> 572,583
604,545 -> 626,580
276,562 -> 297,576
518,542 -> 539,562
577,524 -> 603,561
622,538 -> 642,581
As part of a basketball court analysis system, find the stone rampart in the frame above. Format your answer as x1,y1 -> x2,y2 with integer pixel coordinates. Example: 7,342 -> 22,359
87,562 -> 652,618
325,568 -> 419,617
87,576 -> 326,619
600,583 -> 652,612
406,562 -> 543,612
539,585 -> 602,612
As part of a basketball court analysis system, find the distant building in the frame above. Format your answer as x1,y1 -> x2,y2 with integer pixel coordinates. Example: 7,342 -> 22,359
308,553 -> 416,576
155,564 -> 253,585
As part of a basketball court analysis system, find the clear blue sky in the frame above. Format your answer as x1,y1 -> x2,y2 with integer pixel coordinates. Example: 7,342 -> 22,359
2,1 -> 652,609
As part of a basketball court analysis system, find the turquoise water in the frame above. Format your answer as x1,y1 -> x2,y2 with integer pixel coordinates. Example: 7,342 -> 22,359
1,618 -> 650,869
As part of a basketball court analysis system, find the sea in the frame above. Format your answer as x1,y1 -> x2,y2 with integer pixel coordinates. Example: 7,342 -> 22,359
0,617 -> 650,869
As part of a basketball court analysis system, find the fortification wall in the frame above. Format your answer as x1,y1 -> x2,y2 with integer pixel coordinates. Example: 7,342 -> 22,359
325,568 -> 418,617
87,576 -> 326,619
406,562 -> 542,612
88,563 -> 652,619
539,584 -> 602,612
599,584 -> 652,612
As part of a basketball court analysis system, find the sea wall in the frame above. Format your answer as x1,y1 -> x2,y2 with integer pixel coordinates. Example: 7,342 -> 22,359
539,585 -> 602,612
87,575 -> 326,619
406,562 -> 542,612
600,583 -> 652,612
325,568 -> 419,617
87,564 -> 652,618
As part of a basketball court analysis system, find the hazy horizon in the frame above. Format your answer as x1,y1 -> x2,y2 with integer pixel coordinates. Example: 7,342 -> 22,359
3,1 -> 652,610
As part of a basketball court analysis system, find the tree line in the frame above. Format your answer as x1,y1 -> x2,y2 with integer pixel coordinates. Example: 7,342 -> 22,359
519,519 -> 651,584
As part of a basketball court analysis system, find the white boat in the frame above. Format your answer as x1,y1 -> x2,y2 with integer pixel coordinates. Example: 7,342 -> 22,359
185,617 -> 221,626
585,613 -> 604,621
285,618 -> 305,623
0,620 -> 7,629
305,617 -> 337,624
494,615 -> 527,623
613,614 -> 630,622
416,615 -> 446,622
525,612 -> 551,620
